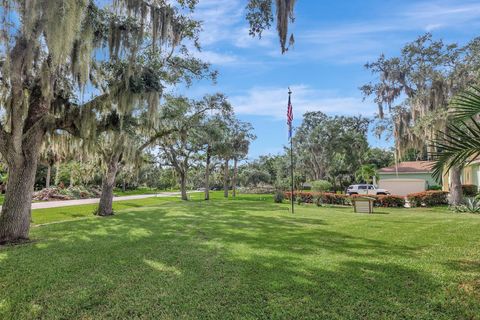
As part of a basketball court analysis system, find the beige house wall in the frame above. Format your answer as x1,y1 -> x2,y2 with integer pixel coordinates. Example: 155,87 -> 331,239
378,179 -> 426,196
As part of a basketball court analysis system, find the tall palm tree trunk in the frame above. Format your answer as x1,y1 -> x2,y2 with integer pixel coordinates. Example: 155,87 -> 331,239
204,146 -> 211,200
232,157 -> 238,198
450,166 -> 463,206
223,159 -> 229,198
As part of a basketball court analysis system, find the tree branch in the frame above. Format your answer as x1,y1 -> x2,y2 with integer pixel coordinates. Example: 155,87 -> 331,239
138,128 -> 177,152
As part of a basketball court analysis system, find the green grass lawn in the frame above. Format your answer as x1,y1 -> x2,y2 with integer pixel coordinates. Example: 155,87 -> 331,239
1,193 -> 480,319
31,196 -> 179,225
113,187 -> 178,197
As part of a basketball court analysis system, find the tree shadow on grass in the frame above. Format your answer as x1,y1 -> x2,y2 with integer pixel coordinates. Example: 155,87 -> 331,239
0,200 -> 478,319
444,259 -> 480,273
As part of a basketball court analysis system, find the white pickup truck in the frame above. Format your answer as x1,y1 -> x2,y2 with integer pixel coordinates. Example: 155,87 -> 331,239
346,184 -> 390,196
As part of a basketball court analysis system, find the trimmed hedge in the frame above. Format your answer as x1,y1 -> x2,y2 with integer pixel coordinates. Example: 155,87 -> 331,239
462,184 -> 478,197
285,192 -> 405,207
406,191 -> 448,207
351,194 -> 405,208
285,192 -> 347,205
372,195 -> 405,208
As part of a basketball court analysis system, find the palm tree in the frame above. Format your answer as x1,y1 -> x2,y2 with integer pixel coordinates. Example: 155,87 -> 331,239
432,86 -> 480,184
355,164 -> 378,184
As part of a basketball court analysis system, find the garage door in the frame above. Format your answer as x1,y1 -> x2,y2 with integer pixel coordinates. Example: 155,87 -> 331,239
378,179 -> 426,196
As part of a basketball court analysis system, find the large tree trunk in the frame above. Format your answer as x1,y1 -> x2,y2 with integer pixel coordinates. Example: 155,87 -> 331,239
0,155 -> 39,244
204,146 -> 211,200
449,166 -> 463,206
0,129 -> 43,244
223,159 -> 229,198
45,164 -> 51,188
232,157 -> 238,198
96,158 -> 119,216
180,173 -> 188,201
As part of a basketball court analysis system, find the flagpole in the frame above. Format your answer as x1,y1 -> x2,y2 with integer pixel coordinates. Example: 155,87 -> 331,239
288,88 -> 294,214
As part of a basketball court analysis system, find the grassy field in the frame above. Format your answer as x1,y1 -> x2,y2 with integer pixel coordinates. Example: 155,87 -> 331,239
1,193 -> 479,319
31,196 -> 179,225
113,187 -> 178,197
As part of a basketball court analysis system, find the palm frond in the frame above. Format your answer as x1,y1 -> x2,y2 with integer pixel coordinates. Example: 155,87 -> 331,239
431,119 -> 480,180
450,86 -> 480,120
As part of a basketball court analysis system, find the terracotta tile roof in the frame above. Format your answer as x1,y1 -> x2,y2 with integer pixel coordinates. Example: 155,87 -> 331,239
379,161 -> 435,174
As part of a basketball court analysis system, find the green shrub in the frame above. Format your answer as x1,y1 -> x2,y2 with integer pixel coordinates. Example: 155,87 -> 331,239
374,195 -> 405,207
314,193 -> 348,206
285,192 -> 403,207
274,190 -> 285,203
407,191 -> 448,207
350,194 -> 405,207
241,186 -> 275,194
427,185 -> 442,191
453,197 -> 480,214
310,180 -> 332,193
285,192 -> 342,204
462,184 -> 478,197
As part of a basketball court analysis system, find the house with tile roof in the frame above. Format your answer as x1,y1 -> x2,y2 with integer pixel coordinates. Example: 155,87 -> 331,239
378,160 -> 479,195
377,161 -> 439,196
379,161 -> 437,185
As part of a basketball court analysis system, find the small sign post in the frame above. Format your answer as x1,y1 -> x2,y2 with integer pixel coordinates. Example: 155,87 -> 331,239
352,197 -> 375,214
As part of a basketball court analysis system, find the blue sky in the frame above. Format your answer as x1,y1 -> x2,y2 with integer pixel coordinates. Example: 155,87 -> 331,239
180,0 -> 480,159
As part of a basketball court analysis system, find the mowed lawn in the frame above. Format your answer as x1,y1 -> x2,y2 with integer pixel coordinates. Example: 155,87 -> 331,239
1,193 -> 480,319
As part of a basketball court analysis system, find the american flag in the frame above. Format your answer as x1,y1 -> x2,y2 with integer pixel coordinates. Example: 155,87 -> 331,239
287,92 -> 293,139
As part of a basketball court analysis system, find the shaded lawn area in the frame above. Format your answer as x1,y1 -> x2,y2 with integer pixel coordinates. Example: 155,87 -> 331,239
1,194 -> 480,319
31,196 -> 179,225
113,187 -> 170,197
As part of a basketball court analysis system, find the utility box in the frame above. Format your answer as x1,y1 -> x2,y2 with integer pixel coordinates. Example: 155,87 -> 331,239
353,197 -> 375,214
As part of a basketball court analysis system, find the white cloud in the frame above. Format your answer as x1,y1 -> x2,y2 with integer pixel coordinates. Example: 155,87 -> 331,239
183,0 -> 480,68
230,85 -> 377,119
194,50 -> 238,65
193,0 -> 244,46
404,1 -> 480,24
300,0 -> 480,44
284,0 -> 480,64
425,24 -> 444,31
193,0 -> 277,51
233,27 -> 276,48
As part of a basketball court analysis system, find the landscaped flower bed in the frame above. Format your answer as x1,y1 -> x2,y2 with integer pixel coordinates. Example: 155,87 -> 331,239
33,186 -> 101,201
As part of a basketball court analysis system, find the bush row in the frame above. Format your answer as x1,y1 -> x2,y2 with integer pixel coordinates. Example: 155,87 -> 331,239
284,192 -> 405,207
284,190 -> 451,207
368,195 -> 406,207
406,191 -> 449,207
285,192 -> 346,205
